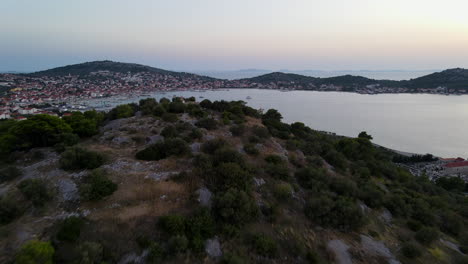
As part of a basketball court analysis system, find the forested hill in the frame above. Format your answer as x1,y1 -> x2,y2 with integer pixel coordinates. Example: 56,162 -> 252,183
1,98 -> 467,263
26,60 -> 217,80
241,68 -> 468,91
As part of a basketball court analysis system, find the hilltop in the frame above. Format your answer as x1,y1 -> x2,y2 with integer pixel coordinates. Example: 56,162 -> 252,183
0,98 -> 467,263
27,60 -> 216,81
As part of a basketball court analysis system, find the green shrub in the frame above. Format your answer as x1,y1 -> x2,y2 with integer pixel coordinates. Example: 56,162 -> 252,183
0,166 -> 22,183
212,148 -> 245,167
295,167 -> 329,191
161,112 -> 178,123
358,183 -> 384,208
201,138 -> 228,154
273,183 -> 293,200
401,242 -> 422,259
243,143 -> 259,155
415,227 -> 438,245
252,126 -> 270,139
76,241 -> 104,264
265,154 -> 284,165
221,253 -> 246,264
59,147 -> 105,171
407,219 -> 423,231
136,138 -> 190,161
0,195 -> 21,225
108,104 -> 134,120
56,216 -> 84,242
305,195 -> 364,231
209,163 -> 252,192
440,212 -> 464,236
161,125 -> 178,138
214,188 -> 258,226
79,169 -> 117,201
16,240 -> 55,264
230,124 -> 245,136
265,163 -> 290,180
250,233 -> 278,257
329,177 -> 357,197
193,154 -> 213,171
147,242 -> 165,263
159,214 -> 186,236
17,179 -> 51,207
168,102 -> 186,113
195,118 -> 218,130
189,128 -> 203,140
168,235 -> 189,254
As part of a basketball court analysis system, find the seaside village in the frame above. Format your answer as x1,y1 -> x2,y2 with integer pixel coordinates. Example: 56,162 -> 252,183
399,157 -> 468,183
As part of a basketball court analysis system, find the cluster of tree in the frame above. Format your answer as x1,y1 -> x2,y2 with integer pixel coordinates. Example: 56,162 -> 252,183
393,153 -> 438,163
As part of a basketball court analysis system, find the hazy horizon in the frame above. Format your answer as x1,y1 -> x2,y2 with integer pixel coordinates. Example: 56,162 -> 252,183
2,0 -> 468,72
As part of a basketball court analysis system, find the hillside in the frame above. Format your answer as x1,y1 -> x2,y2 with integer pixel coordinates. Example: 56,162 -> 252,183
27,60 -> 216,80
405,68 -> 468,89
1,98 -> 467,264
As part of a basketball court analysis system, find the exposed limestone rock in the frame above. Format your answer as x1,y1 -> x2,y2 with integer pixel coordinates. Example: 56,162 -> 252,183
196,187 -> 212,207
205,237 -> 222,258
327,239 -> 352,264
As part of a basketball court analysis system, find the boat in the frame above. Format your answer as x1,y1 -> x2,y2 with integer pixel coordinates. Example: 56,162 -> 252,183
246,96 -> 252,100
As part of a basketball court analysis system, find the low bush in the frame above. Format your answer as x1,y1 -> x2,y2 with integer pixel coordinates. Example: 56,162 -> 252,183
305,195 -> 364,231
265,163 -> 290,180
56,216 -> 84,242
0,195 -> 21,225
168,235 -> 189,254
161,112 -> 178,123
243,143 -> 259,155
212,148 -> 245,167
229,124 -> 245,136
401,242 -> 422,259
17,179 -> 51,207
195,118 -> 218,130
273,183 -> 293,200
161,125 -> 178,138
15,240 -> 55,264
0,166 -> 22,183
59,147 -> 105,171
213,188 -> 258,226
79,169 -> 117,201
209,162 -> 252,192
252,126 -> 270,139
250,233 -> 278,257
295,167 -> 329,191
136,138 -> 190,161
415,227 -> 438,245
201,138 -> 228,154
159,214 -> 186,236
265,154 -> 285,165
147,242 -> 165,263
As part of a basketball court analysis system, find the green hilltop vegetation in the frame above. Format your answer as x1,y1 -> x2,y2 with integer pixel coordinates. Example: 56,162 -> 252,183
26,60 -> 217,81
0,98 -> 468,264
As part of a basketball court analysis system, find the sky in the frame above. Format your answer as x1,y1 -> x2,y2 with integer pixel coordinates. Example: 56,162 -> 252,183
1,0 -> 468,72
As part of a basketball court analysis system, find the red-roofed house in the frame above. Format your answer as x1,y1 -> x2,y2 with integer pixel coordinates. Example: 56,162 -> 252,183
444,161 -> 468,174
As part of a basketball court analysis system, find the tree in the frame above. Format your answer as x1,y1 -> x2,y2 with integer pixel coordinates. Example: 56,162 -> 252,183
63,112 -> 99,137
9,114 -> 72,148
358,131 -> 373,140
213,188 -> 258,226
108,104 -> 134,119
16,240 -> 55,264
56,216 -> 84,242
17,179 -> 51,207
262,109 -> 282,121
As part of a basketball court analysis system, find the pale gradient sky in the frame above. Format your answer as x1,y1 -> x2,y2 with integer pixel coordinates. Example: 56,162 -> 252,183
1,0 -> 468,72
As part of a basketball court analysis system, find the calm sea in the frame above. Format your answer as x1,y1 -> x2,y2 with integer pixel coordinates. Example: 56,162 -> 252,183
86,89 -> 468,158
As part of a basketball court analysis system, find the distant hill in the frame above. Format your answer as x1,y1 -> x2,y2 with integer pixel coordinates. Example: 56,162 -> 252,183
405,68 -> 468,89
22,61 -> 468,91
27,60 -> 217,80
242,68 -> 468,91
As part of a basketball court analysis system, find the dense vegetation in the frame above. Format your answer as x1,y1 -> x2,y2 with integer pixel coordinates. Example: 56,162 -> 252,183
0,97 -> 467,264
